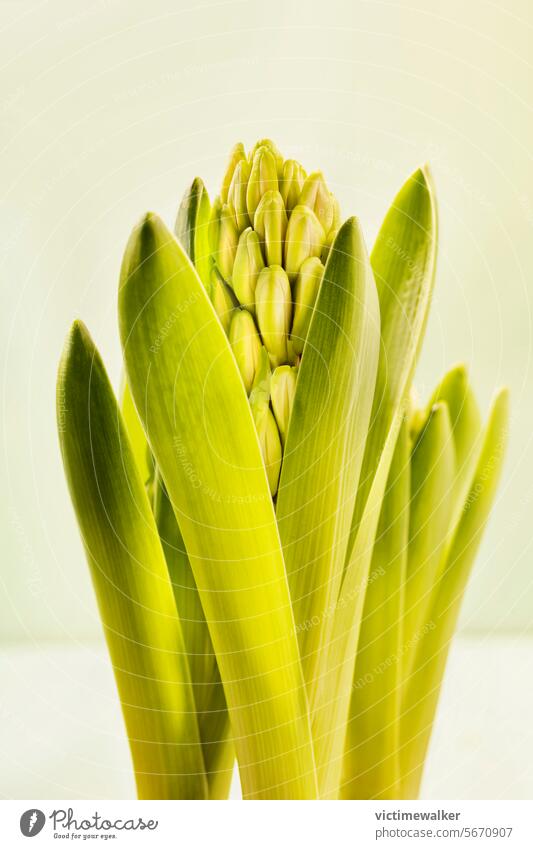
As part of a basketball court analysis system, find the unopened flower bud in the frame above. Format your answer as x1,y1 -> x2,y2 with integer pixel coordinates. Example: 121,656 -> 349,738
229,309 -> 262,393
232,228 -> 265,312
284,204 -> 325,282
246,146 -> 278,221
253,190 -> 287,267
280,159 -> 307,213
210,267 -> 236,334
408,386 -> 426,442
249,138 -> 284,177
331,196 -> 341,230
321,228 -> 338,264
290,256 -> 324,356
255,265 -> 292,367
227,158 -> 251,232
255,405 -> 282,496
298,171 -> 337,233
208,196 -> 222,255
216,204 -> 239,282
270,365 -> 297,445
220,142 -> 246,204
249,348 -> 282,496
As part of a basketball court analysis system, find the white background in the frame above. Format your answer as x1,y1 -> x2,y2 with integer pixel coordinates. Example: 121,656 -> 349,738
0,0 -> 532,799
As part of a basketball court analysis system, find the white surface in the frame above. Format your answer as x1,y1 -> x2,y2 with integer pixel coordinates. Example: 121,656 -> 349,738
1,635 -> 532,800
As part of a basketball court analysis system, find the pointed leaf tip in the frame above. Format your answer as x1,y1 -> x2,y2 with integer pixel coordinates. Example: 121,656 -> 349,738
66,317 -> 91,350
120,212 -> 173,287
59,319 -> 98,393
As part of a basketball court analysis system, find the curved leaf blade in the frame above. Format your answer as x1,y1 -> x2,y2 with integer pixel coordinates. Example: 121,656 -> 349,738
426,364 -> 483,548
57,321 -> 207,800
400,389 -> 509,797
341,418 -> 410,800
153,476 -> 234,799
120,379 -> 234,799
316,169 -> 438,796
348,166 -> 438,554
277,217 -> 380,699
175,177 -> 212,295
118,213 -> 317,800
317,409 -> 403,797
120,375 -> 154,492
403,401 -> 455,678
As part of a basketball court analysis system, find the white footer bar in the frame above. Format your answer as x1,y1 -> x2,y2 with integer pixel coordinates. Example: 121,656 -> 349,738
1,799 -> 532,847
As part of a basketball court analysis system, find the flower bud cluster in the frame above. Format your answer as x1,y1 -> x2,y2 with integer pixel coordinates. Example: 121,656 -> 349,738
210,140 -> 339,495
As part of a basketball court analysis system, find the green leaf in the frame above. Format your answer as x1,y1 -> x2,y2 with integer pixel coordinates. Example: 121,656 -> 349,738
348,166 -> 438,556
425,364 -> 482,549
118,213 -> 317,800
153,476 -> 234,799
57,321 -> 207,800
175,177 -> 213,295
403,401 -> 454,678
341,417 -> 410,799
175,177 -> 236,798
400,389 -> 509,798
316,167 -> 437,797
316,412 -> 403,797
276,217 -> 380,710
120,267 -> 234,801
120,374 -> 153,493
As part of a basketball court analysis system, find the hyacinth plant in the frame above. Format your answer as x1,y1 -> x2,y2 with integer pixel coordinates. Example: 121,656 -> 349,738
57,139 -> 509,800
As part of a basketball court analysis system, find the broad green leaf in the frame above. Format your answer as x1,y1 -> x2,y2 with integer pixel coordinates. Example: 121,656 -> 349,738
315,412 -> 403,797
175,177 -> 213,295
152,476 -> 234,799
403,401 -> 454,679
118,213 -> 317,800
57,321 -> 207,800
276,217 -> 380,704
120,375 -> 153,493
341,417 -> 410,800
315,168 -> 437,797
400,389 -> 509,798
120,281 -> 234,799
173,180 -> 235,796
425,364 -> 482,549
348,166 -> 438,558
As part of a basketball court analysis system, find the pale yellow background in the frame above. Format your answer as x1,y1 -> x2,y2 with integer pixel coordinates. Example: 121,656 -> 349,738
1,0 -> 531,641
0,0 -> 532,801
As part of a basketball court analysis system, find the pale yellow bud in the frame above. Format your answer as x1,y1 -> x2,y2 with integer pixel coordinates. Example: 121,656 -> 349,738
290,256 -> 324,355
227,158 -> 251,232
280,159 -> 307,213
216,204 -> 239,282
248,348 -> 281,496
298,171 -> 337,233
254,405 -> 282,496
208,196 -> 222,255
246,146 -> 278,221
249,138 -> 284,177
321,228 -> 338,264
210,267 -> 236,334
220,142 -> 246,204
228,309 -> 262,393
270,365 -> 297,445
253,190 -> 287,267
232,228 -> 265,312
284,204 -> 325,282
255,265 -> 292,367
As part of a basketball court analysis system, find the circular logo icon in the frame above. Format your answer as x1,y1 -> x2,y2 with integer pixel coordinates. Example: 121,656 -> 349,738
20,809 -> 46,837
